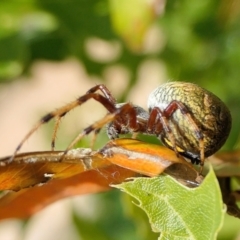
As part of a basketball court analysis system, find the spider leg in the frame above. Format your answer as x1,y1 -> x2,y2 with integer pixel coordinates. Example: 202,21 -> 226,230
9,85 -> 117,163
59,103 -> 138,161
50,84 -> 116,151
154,100 -> 204,168
51,115 -> 62,151
132,132 -> 139,139
148,107 -> 178,156
59,113 -> 116,161
87,84 -> 116,104
90,128 -> 101,149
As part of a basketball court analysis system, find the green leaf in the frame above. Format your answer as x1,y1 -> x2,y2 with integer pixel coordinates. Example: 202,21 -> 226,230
109,0 -> 160,52
113,167 -> 225,240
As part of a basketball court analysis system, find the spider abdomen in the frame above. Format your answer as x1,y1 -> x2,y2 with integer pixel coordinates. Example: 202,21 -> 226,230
147,82 -> 232,162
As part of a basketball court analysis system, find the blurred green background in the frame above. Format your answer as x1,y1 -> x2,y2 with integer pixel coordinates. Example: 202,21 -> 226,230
0,0 -> 240,239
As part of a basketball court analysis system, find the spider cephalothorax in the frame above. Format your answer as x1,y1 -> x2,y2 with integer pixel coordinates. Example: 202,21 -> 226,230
9,82 -> 232,168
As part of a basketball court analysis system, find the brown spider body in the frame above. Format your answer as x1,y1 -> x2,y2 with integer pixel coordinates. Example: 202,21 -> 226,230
9,82 -> 232,169
106,103 -> 149,139
147,82 -> 232,164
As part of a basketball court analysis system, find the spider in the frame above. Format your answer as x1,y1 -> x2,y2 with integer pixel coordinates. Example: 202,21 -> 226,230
9,82 -> 232,171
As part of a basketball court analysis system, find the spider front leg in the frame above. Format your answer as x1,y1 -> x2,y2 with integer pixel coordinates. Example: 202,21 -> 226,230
9,85 -> 117,163
51,84 -> 117,150
148,100 -> 204,170
59,103 -> 140,161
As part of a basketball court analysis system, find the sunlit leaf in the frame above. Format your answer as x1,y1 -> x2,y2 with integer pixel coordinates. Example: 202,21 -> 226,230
0,166 -> 138,220
0,148 -> 110,191
0,139 -> 199,219
102,138 -> 197,175
114,167 -> 225,239
0,139 -> 197,192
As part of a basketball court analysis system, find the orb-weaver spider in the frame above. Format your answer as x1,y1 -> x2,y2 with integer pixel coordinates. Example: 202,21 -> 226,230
9,82 -> 232,172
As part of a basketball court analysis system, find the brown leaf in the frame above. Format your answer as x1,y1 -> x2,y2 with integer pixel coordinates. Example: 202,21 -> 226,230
0,165 -> 138,220
0,138 -> 200,219
209,150 -> 240,177
101,138 -> 197,177
0,148 -> 111,191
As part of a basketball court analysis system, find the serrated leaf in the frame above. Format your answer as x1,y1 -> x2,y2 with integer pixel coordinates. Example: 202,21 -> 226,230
114,167 -> 225,240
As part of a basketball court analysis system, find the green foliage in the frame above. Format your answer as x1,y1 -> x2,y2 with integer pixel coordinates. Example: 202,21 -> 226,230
1,0 -> 240,120
114,167 -> 225,240
1,1 -> 240,112
72,191 -> 140,240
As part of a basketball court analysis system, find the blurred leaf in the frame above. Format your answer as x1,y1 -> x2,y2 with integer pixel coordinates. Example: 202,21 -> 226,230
0,0 -> 57,80
114,167 -> 225,239
0,0 -> 37,38
209,150 -> 240,177
73,191 -> 139,240
109,0 -> 165,52
73,211 -> 114,240
36,0 -> 115,75
0,34 -> 28,79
